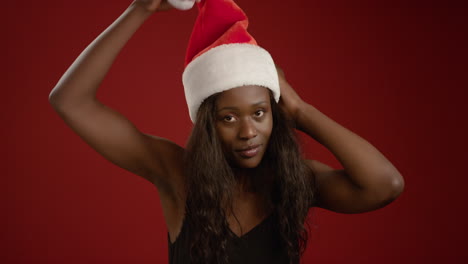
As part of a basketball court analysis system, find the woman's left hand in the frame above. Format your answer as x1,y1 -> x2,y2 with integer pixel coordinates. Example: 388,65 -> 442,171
276,65 -> 305,124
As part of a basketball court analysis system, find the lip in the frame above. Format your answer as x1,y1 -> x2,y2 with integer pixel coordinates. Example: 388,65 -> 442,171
236,144 -> 261,158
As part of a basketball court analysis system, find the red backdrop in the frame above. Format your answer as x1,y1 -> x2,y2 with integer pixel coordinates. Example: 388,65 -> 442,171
3,0 -> 467,263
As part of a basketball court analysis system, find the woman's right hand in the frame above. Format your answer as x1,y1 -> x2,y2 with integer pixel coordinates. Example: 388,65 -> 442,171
134,0 -> 173,12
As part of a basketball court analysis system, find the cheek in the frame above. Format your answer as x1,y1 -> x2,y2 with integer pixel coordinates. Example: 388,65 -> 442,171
216,126 -> 234,149
260,117 -> 273,138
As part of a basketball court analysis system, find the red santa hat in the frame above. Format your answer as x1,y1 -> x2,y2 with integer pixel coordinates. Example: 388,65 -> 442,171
170,0 -> 280,122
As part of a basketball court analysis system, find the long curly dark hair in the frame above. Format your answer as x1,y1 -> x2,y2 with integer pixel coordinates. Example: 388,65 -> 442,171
183,90 -> 317,264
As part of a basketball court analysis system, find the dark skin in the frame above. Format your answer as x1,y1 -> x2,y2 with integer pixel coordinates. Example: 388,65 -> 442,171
215,85 -> 273,171
49,0 -> 404,242
215,86 -> 275,235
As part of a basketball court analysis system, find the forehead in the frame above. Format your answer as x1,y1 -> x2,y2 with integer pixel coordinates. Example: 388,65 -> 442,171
216,85 -> 271,108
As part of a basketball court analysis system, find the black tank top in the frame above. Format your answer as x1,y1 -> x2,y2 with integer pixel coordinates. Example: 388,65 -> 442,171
168,212 -> 297,264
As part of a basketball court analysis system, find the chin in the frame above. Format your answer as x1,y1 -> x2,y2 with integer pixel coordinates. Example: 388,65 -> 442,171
237,163 -> 260,169
232,157 -> 263,169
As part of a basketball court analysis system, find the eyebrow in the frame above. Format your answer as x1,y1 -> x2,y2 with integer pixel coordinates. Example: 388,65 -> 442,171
216,101 -> 268,112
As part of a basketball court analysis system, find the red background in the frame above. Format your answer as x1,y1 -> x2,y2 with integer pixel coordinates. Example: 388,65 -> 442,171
3,0 -> 467,263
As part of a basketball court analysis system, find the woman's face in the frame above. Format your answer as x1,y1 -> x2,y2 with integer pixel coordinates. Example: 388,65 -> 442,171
215,85 -> 273,168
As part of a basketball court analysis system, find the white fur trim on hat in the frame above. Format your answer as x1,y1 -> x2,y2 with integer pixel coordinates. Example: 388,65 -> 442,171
182,43 -> 280,123
167,0 -> 196,10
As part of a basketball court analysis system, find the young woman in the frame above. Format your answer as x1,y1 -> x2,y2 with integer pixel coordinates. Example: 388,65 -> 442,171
49,0 -> 404,263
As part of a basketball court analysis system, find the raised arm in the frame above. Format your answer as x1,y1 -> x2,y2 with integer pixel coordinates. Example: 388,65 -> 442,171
276,66 -> 405,214
48,1 -> 184,199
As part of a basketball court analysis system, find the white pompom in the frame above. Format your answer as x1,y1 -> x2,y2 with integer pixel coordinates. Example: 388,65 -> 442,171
167,0 -> 196,10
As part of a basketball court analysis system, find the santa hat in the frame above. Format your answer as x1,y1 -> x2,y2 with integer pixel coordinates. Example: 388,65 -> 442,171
167,0 -> 198,10
169,0 -> 280,122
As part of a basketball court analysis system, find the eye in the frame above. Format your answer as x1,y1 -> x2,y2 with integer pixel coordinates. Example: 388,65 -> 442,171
223,115 -> 237,122
254,110 -> 265,118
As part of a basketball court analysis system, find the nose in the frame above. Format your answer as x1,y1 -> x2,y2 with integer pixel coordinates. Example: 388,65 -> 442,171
238,118 -> 257,140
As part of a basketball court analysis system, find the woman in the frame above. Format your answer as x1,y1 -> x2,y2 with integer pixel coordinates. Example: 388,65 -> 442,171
49,0 -> 404,263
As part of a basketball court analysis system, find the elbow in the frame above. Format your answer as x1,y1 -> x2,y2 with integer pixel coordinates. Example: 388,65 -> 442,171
366,175 -> 405,211
394,171 -> 405,192
49,95 -> 62,113
48,88 -> 63,109
48,89 -> 75,116
48,87 -> 92,112
380,171 -> 405,203
380,163 -> 405,200
389,174 -> 405,200
387,163 -> 405,197
368,172 -> 405,209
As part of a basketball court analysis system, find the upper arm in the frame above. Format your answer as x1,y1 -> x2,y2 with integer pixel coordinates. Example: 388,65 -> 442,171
307,159 -> 397,214
50,99 -> 184,194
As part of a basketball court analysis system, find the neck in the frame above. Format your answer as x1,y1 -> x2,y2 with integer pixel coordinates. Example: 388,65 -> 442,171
227,165 -> 275,216
232,167 -> 255,194
231,163 -> 272,197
